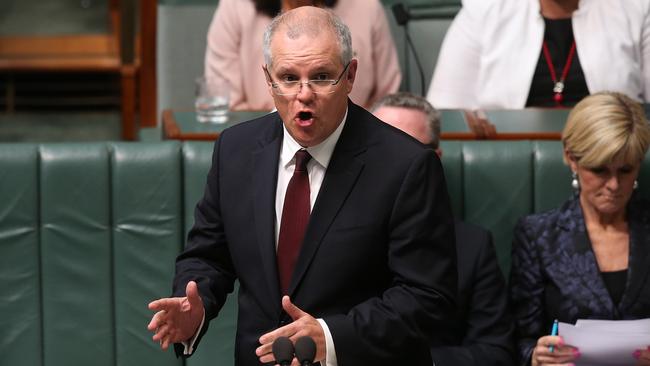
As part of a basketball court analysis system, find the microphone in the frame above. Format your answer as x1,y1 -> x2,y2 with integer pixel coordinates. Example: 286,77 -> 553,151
295,336 -> 317,366
391,3 -> 426,96
272,336 -> 294,366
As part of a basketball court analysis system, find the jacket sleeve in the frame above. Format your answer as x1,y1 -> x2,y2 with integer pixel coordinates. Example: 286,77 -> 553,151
426,0 -> 484,109
641,0 -> 650,101
172,134 -> 237,356
204,0 -> 250,110
367,0 -> 401,107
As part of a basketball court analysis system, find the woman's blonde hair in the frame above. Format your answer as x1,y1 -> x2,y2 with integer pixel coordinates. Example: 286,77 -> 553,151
562,92 -> 650,168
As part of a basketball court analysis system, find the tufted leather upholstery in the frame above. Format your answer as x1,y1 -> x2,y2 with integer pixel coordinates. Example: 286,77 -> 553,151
1,140 -> 648,365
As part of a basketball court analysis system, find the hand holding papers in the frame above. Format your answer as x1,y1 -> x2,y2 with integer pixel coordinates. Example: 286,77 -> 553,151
558,318 -> 650,366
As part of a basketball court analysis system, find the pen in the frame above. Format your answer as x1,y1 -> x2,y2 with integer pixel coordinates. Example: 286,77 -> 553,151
549,319 -> 559,353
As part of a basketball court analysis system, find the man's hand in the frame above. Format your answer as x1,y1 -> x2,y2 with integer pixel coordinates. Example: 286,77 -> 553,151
256,296 -> 326,365
147,281 -> 204,350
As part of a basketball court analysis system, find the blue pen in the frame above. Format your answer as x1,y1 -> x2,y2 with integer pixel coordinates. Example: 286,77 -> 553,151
549,319 -> 559,352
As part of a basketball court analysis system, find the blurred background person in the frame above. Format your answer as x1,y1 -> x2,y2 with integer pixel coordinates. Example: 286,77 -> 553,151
509,92 -> 650,366
427,0 -> 650,110
372,92 -> 515,366
205,0 -> 401,111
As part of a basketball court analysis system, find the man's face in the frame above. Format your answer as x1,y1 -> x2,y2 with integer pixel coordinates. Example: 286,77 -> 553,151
267,26 -> 357,147
373,106 -> 432,145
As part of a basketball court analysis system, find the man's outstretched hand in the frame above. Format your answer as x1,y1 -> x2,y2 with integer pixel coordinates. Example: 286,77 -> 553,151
147,281 -> 204,350
256,296 -> 326,365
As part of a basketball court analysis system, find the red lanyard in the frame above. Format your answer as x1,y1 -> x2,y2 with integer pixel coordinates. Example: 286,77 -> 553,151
542,40 -> 576,105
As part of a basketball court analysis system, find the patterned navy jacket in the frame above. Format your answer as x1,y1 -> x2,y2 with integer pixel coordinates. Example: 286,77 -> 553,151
509,193 -> 650,365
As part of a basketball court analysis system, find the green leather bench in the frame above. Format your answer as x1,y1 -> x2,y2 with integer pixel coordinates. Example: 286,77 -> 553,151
2,140 -> 649,365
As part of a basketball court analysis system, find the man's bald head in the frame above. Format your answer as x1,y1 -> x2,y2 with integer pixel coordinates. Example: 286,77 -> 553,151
262,6 -> 353,68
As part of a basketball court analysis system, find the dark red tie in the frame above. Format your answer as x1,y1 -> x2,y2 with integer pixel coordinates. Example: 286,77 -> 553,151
277,150 -> 312,294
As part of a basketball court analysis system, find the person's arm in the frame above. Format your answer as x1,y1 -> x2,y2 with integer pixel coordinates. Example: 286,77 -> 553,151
204,0 -> 249,110
640,0 -> 650,102
367,0 -> 401,107
426,0 -> 483,109
508,217 -> 545,366
171,135 -> 238,356
431,231 -> 515,366
324,149 -> 458,364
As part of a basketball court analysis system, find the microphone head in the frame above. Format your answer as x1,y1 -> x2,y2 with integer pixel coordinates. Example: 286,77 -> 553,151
272,336 -> 294,365
295,336 -> 317,364
391,3 -> 410,26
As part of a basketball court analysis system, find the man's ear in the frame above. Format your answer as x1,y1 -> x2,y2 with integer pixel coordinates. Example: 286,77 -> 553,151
262,65 -> 274,97
345,59 -> 358,92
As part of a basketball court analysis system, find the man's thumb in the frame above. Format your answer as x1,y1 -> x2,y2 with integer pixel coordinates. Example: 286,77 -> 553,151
186,281 -> 202,307
282,295 -> 305,320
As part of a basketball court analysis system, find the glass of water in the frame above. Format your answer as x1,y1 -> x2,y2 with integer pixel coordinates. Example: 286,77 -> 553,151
195,75 -> 230,123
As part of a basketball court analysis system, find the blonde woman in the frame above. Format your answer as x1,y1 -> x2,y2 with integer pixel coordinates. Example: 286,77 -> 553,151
509,92 -> 650,366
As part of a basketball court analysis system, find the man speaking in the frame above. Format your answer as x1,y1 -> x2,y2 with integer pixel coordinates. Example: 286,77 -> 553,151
147,6 -> 457,365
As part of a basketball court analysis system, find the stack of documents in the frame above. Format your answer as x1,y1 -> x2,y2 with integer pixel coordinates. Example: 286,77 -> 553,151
558,318 -> 650,365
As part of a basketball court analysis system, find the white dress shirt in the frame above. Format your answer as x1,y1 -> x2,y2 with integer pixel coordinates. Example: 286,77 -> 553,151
274,111 -> 347,366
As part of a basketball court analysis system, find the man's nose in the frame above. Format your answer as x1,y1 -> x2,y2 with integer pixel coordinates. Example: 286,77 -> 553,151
295,82 -> 316,102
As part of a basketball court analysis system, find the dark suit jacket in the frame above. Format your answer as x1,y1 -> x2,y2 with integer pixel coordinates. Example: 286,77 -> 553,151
509,194 -> 650,365
173,101 -> 458,365
430,221 -> 515,366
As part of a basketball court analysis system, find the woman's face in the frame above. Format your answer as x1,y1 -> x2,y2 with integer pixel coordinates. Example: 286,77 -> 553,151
569,154 -> 640,216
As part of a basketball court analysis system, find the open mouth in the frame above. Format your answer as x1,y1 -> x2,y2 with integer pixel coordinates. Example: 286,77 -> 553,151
298,111 -> 313,121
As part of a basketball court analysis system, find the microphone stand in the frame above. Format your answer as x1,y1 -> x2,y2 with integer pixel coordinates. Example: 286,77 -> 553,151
391,3 -> 426,96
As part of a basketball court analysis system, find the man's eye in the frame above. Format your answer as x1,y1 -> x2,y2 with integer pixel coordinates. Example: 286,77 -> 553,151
281,75 -> 298,82
313,74 -> 330,81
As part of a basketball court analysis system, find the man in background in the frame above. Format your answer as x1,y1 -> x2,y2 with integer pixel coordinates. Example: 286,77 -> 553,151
372,92 -> 515,366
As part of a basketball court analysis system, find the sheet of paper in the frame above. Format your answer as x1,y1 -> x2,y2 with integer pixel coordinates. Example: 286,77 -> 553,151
558,320 -> 650,366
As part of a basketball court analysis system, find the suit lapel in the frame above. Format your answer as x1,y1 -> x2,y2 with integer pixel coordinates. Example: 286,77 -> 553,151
558,197 -> 615,313
288,103 -> 367,295
252,117 -> 283,306
619,199 -> 650,312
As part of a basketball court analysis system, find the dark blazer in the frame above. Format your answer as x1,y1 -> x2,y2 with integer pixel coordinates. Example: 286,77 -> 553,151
430,221 -> 515,366
509,194 -> 650,364
173,101 -> 458,365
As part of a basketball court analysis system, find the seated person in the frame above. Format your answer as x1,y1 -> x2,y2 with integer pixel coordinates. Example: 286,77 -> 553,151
372,92 -> 515,366
205,0 -> 401,111
509,91 -> 650,366
427,0 -> 650,109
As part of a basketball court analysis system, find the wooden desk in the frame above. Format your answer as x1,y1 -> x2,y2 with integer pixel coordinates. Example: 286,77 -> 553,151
162,109 -> 269,140
440,109 -> 570,140
163,108 -> 571,141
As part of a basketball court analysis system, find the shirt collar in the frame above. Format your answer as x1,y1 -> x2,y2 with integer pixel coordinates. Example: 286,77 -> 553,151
280,108 -> 348,169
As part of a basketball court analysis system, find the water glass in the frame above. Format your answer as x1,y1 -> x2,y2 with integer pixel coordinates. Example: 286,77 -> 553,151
195,76 -> 230,123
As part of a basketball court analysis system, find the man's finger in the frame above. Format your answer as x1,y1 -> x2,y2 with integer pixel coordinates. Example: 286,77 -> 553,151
258,324 -> 297,346
186,281 -> 202,309
147,310 -> 167,331
282,295 -> 306,320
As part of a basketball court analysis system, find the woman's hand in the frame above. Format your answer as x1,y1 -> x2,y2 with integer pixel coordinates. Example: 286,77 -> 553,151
635,346 -> 650,365
531,335 -> 580,366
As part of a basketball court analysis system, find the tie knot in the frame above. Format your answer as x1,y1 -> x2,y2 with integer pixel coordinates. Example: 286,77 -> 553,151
294,150 -> 312,172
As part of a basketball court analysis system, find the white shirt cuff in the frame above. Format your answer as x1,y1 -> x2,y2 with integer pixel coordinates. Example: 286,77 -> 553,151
181,310 -> 206,355
317,318 -> 338,366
